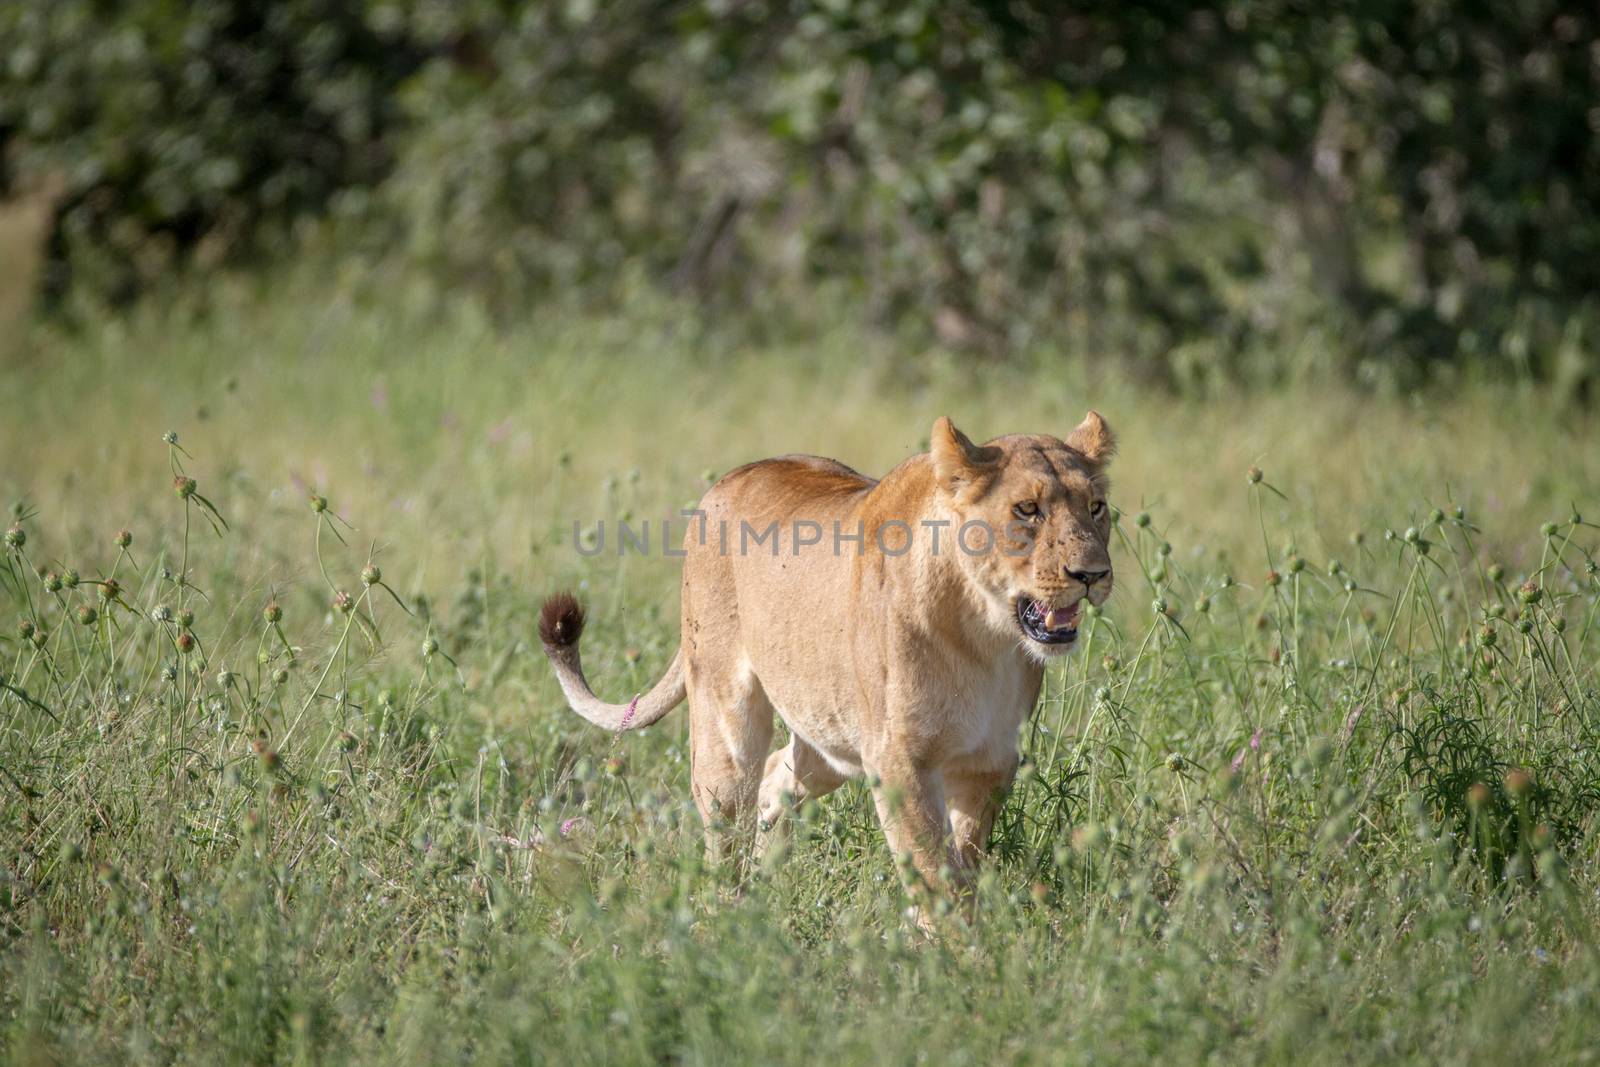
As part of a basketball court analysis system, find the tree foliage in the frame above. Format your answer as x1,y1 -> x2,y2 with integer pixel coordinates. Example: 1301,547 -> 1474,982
3,0 -> 1597,385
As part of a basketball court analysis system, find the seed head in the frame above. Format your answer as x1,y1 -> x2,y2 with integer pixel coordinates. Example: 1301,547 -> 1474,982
1540,521 -> 1558,539
604,756 -> 626,777
1403,526 -> 1420,545
360,564 -> 381,586
161,664 -> 177,683
338,730 -> 358,752
1552,616 -> 1566,634
1517,617 -> 1533,634
3,525 -> 24,549
1288,556 -> 1305,574
1246,466 -> 1263,485
1350,530 -> 1365,545
1134,511 -> 1151,529
43,572 -> 61,593
1327,559 -> 1343,576
1428,508 -> 1444,525
1477,625 -> 1497,648
216,670 -> 234,689
1586,560 -> 1598,576
1220,574 -> 1234,589
29,627 -> 47,649
176,632 -> 195,654
1504,768 -> 1533,798
310,494 -> 328,514
1518,581 -> 1542,605
99,578 -> 119,601
1195,596 -> 1211,615
1071,823 -> 1106,853
1466,782 -> 1492,810
333,590 -> 354,614
18,619 -> 35,640
263,601 -> 282,624
1157,541 -> 1172,558
162,431 -> 178,445
1487,563 -> 1505,582
174,476 -> 197,499
114,529 -> 132,549
77,604 -> 98,626
421,636 -> 439,657
62,570 -> 79,589
1343,579 -> 1356,593
1166,752 -> 1185,772
1152,597 -> 1168,617
1486,602 -> 1505,619
1265,570 -> 1282,588
178,609 -> 195,629
1453,506 -> 1465,520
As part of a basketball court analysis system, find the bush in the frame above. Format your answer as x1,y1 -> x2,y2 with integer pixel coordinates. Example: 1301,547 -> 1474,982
0,0 -> 417,303
4,0 -> 1598,389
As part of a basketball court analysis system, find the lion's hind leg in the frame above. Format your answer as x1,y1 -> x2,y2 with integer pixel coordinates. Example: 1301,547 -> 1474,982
686,655 -> 774,872
754,733 -> 850,859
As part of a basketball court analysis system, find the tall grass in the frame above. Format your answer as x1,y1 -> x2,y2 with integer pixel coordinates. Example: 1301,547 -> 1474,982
2,282 -> 1599,1064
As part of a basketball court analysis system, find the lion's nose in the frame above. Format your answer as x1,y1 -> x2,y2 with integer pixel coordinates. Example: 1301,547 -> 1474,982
1066,567 -> 1109,586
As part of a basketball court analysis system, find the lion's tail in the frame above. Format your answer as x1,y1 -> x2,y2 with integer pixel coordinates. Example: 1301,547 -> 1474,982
538,592 -> 686,731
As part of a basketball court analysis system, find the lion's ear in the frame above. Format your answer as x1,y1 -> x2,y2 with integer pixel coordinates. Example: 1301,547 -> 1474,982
1065,410 -> 1116,466
930,416 -> 1002,494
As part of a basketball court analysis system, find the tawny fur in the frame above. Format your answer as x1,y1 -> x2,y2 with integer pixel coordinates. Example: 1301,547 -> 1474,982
540,412 -> 1116,917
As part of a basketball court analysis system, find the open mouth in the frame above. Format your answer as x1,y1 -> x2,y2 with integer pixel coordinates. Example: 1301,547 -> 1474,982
1015,597 -> 1081,645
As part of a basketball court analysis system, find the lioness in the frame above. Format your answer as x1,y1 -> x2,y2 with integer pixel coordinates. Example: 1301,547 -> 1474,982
540,414 -> 1114,911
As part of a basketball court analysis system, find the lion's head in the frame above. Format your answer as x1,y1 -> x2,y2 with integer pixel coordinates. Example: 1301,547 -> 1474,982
930,412 -> 1115,659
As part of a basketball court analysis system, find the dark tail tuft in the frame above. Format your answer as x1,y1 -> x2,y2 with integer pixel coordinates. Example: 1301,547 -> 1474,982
539,592 -> 586,650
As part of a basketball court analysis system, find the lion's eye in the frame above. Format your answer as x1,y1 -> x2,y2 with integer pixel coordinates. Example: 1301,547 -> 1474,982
1090,500 -> 1107,518
1013,501 -> 1040,520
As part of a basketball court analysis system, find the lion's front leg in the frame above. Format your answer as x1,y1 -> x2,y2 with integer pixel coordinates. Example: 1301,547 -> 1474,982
866,754 -> 957,909
944,762 -> 1018,871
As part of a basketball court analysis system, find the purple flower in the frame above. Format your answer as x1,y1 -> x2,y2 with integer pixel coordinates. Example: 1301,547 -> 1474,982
560,817 -> 585,838
1232,729 -> 1262,772
618,694 -> 640,731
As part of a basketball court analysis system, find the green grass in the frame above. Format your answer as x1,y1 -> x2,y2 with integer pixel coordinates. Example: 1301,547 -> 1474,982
3,278 -> 1600,1065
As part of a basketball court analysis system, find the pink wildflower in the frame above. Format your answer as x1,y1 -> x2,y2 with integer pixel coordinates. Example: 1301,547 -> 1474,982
618,694 -> 640,731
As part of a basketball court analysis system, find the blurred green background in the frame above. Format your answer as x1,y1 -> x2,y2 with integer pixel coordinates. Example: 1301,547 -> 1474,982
4,0 -> 1598,393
